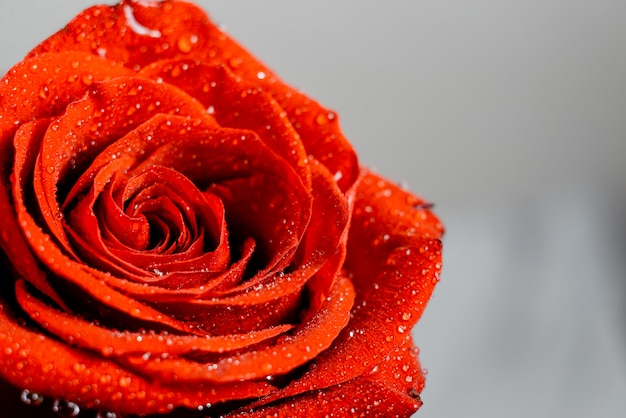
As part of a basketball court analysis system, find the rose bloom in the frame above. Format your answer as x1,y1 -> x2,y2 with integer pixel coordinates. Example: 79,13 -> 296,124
0,1 -> 443,417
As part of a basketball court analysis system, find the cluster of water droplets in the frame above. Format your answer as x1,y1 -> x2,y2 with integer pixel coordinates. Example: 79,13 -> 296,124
20,389 -> 119,418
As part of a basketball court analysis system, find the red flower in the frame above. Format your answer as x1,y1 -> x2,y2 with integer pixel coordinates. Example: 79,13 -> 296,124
0,1 -> 443,416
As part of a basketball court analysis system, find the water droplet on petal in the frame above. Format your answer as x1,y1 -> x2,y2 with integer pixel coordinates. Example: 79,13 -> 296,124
96,412 -> 118,418
177,36 -> 193,53
52,399 -> 80,417
171,66 -> 181,77
123,4 -> 161,38
229,57 -> 243,68
315,113 -> 328,125
118,376 -> 132,388
20,389 -> 44,406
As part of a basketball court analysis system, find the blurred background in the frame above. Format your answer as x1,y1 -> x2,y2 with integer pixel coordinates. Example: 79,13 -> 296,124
2,0 -> 625,416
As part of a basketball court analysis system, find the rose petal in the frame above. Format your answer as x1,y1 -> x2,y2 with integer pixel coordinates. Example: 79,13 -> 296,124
27,1 -> 222,70
139,60 -> 312,188
242,170 -> 443,404
0,51 -> 132,142
9,119 -> 68,309
153,161 -> 349,335
15,279 -> 293,357
27,0 -> 359,192
12,143 -> 198,333
0,298 -> 274,415
118,276 -> 354,384
96,238 -> 256,303
32,77 -> 211,263
231,336 -> 424,416
68,165 -> 230,283
0,52 -> 131,304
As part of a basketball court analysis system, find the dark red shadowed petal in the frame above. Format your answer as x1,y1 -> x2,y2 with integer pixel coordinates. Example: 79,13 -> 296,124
110,121 -> 311,278
67,165 -> 230,284
242,170 -> 443,406
214,157 -> 349,297
153,160 -> 350,335
143,127 -> 311,277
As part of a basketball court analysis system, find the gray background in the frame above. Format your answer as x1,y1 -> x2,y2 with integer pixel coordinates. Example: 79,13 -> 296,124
2,1 -> 625,417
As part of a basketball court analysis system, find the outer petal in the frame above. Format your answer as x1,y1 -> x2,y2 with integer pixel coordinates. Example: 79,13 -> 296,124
0,52 -> 132,307
0,299 -> 274,416
229,337 -> 424,417
28,0 -> 360,192
245,170 -> 443,408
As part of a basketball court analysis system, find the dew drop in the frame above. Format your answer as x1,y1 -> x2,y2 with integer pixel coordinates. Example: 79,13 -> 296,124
315,113 -> 328,125
177,36 -> 193,53
20,389 -> 44,406
52,399 -> 80,417
229,57 -> 243,68
123,4 -> 161,38
168,65 -> 183,78
118,376 -> 132,388
96,412 -> 118,418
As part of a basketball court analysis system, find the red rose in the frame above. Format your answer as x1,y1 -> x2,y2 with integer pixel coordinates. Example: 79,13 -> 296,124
0,1 -> 443,417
